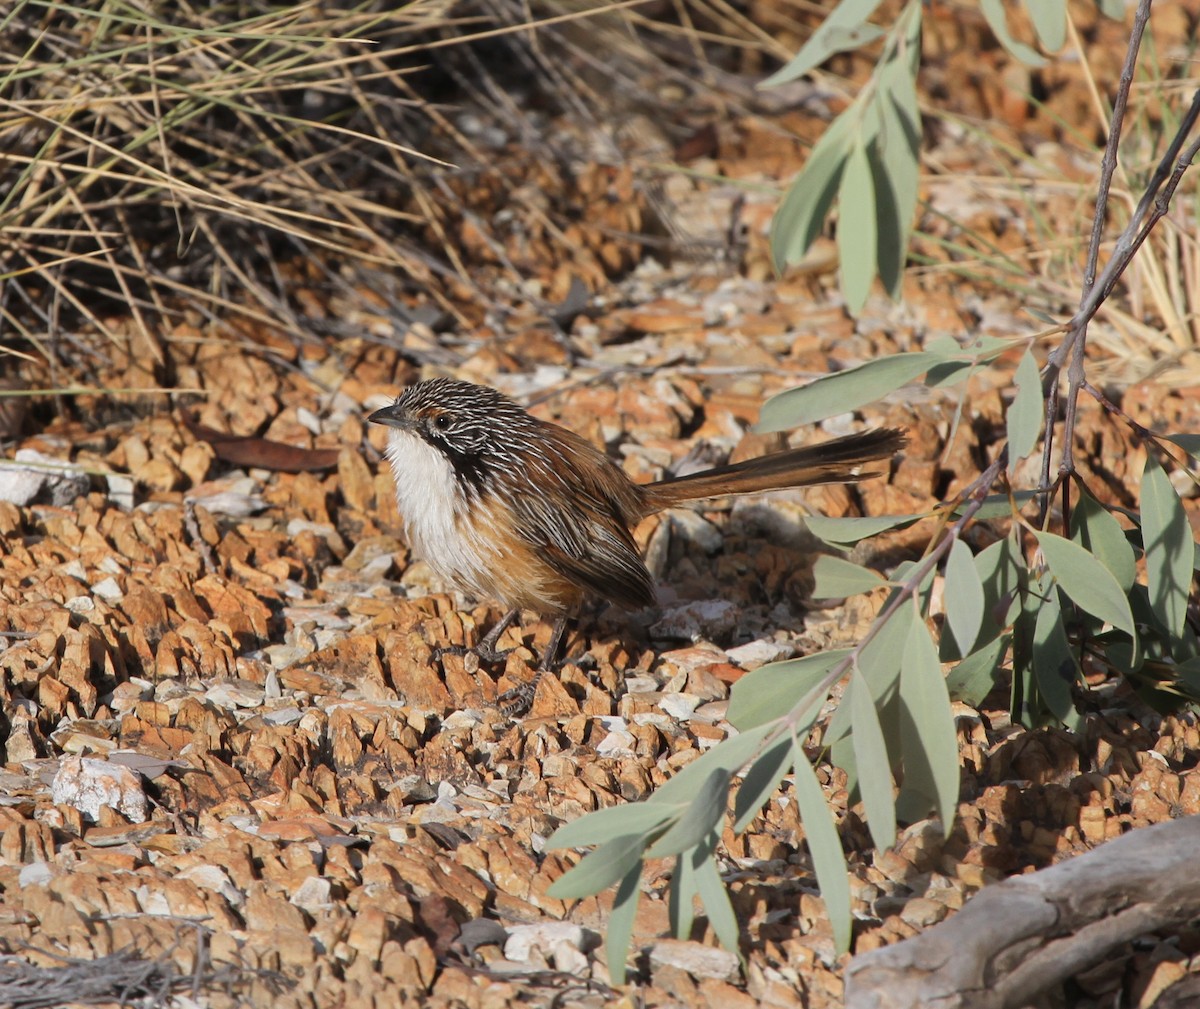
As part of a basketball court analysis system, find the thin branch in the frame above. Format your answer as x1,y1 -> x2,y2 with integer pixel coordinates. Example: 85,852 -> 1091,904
1037,0 -> 1153,524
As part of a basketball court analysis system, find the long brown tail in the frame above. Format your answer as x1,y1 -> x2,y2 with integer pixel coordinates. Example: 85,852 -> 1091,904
640,427 -> 907,513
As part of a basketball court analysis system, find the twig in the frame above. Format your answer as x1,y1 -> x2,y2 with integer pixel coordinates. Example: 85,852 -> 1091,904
1036,0 -> 1153,524
183,499 -> 219,577
779,446 -> 1011,739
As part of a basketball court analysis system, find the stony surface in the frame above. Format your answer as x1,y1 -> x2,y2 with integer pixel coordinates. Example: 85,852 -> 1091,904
3,4 -> 1200,1007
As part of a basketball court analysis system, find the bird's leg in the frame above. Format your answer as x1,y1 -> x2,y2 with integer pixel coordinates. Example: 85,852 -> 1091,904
475,607 -> 519,662
497,614 -> 570,716
435,607 -> 519,666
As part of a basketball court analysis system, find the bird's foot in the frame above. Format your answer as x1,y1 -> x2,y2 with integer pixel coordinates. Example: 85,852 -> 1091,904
433,642 -> 513,666
495,671 -> 543,717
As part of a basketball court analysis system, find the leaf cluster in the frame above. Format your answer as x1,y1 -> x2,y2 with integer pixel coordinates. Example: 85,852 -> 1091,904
765,0 -> 1123,311
546,0 -> 1200,987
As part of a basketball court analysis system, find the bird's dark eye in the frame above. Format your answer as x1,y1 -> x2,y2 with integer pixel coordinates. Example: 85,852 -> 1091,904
433,414 -> 451,430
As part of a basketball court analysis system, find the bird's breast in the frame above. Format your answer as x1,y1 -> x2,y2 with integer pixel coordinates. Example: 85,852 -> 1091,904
383,430 -> 581,612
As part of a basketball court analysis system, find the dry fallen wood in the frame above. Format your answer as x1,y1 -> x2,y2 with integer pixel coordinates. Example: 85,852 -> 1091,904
844,815 -> 1200,1009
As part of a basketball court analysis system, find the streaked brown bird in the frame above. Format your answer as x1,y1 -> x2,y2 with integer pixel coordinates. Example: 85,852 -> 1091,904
370,378 -> 905,706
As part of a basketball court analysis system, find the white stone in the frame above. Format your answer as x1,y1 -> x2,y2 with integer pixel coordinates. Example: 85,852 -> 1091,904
290,876 -> 333,912
725,639 -> 795,668
648,938 -> 740,981
504,922 -> 587,964
51,755 -> 147,823
178,864 -> 244,906
658,693 -> 702,721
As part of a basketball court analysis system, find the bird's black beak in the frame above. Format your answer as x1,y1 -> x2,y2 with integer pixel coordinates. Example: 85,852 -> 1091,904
367,402 -> 412,430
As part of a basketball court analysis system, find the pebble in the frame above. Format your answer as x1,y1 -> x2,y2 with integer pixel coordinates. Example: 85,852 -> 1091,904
504,922 -> 591,966
648,938 -> 741,982
51,755 -> 147,823
725,639 -> 795,668
205,680 -> 266,709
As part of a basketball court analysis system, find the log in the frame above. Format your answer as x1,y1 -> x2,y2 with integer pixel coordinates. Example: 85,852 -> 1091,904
844,815 -> 1200,1009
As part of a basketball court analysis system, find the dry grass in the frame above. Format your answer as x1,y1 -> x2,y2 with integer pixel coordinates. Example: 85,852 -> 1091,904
0,0 -> 792,392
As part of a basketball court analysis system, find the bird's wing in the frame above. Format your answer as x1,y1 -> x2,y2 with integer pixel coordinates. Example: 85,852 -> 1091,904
507,425 -> 656,611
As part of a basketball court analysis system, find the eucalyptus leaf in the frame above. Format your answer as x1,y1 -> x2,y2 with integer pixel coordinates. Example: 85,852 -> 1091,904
924,360 -> 975,388
945,537 -> 985,656
605,863 -> 642,986
728,651 -> 849,731
1165,433 -> 1200,457
805,512 -> 927,546
757,351 -> 950,431
838,141 -> 878,312
898,618 -> 960,831
1007,347 -> 1043,474
951,491 -> 1039,521
974,535 -> 1023,645
872,15 -> 922,297
733,736 -> 795,833
770,114 -> 855,268
693,848 -> 744,961
1141,455 -> 1196,647
946,633 -> 1010,706
812,554 -> 888,597
547,832 -> 647,898
760,0 -> 886,87
652,722 -> 776,805
1035,531 -> 1138,652
849,666 -> 897,850
979,0 -> 1048,65
668,850 -> 697,940
1032,586 -> 1082,730
794,751 -> 852,951
1011,591 -> 1038,727
547,800 -> 672,849
646,767 -> 731,858
1070,490 -> 1136,591
1024,0 -> 1066,52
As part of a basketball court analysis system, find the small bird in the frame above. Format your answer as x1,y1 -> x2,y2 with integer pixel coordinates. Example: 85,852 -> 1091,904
369,378 -> 905,706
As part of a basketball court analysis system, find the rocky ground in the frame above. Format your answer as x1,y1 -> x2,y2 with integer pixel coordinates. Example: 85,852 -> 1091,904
2,3 -> 1200,1007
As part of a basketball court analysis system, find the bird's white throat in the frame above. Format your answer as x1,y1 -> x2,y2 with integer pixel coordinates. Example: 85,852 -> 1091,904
384,428 -> 494,600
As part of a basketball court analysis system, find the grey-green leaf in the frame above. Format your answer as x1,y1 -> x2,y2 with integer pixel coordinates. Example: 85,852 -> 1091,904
1024,0 -> 1066,52
770,114 -> 855,268
668,850 -> 697,940
793,751 -> 852,951
979,0 -> 1048,65
728,651 -> 848,731
757,351 -> 949,431
1006,347 -> 1043,474
760,0 -> 887,87
849,666 -> 897,850
812,554 -> 888,597
646,767 -> 731,858
547,801 -> 672,850
805,512 -> 927,546
944,537 -> 985,655
952,491 -> 1039,521
1165,433 -> 1200,457
1071,490 -> 1136,592
899,618 -> 960,831
1034,531 -> 1138,649
652,723 -> 775,807
1032,586 -> 1082,731
838,140 -> 878,313
732,736 -> 794,833
548,832 -> 646,899
693,847 -> 743,960
946,634 -> 1010,706
606,863 -> 642,985
1141,455 -> 1196,647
